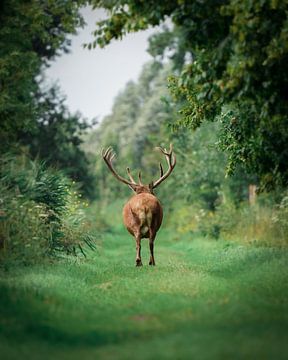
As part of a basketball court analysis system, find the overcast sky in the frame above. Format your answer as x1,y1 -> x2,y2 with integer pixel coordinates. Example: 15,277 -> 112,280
45,7 -> 158,122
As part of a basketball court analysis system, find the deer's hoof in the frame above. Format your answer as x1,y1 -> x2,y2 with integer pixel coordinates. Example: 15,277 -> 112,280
149,261 -> 156,266
136,259 -> 143,267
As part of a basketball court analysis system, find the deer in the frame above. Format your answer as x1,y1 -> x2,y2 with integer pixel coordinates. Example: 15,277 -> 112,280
101,144 -> 176,266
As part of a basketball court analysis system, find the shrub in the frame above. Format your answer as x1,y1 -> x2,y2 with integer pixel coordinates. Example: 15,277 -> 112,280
0,154 -> 96,266
166,192 -> 288,246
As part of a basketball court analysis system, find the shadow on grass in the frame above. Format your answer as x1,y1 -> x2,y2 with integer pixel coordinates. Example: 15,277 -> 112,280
0,283 -> 121,347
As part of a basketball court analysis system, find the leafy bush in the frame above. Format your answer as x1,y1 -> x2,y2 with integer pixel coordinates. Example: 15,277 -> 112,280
271,191 -> 288,243
167,192 -> 288,246
217,202 -> 288,247
0,154 -> 96,266
0,188 -> 51,265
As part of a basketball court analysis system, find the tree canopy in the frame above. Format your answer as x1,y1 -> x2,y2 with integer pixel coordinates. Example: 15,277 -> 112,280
0,0 -> 96,198
85,60 -> 254,214
0,0 -> 85,149
89,0 -> 288,190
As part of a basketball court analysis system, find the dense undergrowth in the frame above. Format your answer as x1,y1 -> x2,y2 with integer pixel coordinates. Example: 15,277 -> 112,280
1,151 -> 287,270
0,153 -> 96,267
167,193 -> 288,247
89,191 -> 288,249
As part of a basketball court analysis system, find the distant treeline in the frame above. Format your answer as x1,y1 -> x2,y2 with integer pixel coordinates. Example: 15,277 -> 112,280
85,60 -> 288,245
85,0 -> 288,244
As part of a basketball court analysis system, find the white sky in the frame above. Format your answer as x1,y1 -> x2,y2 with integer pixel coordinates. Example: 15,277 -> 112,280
45,7 -> 157,122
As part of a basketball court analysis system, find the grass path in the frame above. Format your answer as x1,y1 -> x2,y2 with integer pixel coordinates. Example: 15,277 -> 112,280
1,228 -> 288,359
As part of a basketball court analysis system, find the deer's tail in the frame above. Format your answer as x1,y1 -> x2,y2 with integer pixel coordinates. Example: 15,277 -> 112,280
130,206 -> 152,236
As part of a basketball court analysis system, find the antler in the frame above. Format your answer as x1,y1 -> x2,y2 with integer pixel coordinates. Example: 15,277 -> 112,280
102,145 -> 176,190
101,147 -> 137,188
152,143 -> 176,188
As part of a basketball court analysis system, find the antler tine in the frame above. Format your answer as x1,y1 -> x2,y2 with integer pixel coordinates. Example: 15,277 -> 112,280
172,152 -> 176,166
159,163 -> 164,177
126,167 -> 137,184
109,149 -> 115,160
103,147 -> 115,164
102,146 -> 112,158
156,145 -> 172,157
138,171 -> 143,186
110,152 -> 116,161
101,146 -> 137,188
152,144 -> 176,189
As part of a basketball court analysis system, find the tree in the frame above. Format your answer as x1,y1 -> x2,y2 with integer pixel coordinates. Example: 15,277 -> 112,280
0,0 -> 98,198
0,0 -> 85,150
85,59 -> 252,210
20,84 -> 96,199
88,0 -> 288,190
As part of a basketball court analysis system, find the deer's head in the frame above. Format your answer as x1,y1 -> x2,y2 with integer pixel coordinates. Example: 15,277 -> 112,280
101,144 -> 176,194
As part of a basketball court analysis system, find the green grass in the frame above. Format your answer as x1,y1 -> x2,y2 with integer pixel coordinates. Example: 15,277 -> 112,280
0,226 -> 288,359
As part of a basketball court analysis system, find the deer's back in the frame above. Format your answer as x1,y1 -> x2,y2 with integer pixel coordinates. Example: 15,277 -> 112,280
123,193 -> 163,238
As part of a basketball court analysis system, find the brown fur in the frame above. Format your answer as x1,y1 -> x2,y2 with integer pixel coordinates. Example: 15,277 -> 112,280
123,187 -> 163,266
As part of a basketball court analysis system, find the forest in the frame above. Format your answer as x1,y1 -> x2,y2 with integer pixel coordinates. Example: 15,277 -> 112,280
0,1 -> 288,359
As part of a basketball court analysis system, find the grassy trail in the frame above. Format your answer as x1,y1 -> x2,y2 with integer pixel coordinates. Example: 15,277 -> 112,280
1,227 -> 288,359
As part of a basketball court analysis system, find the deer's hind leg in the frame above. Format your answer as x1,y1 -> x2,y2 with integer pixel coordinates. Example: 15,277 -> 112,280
135,233 -> 142,267
148,229 -> 156,266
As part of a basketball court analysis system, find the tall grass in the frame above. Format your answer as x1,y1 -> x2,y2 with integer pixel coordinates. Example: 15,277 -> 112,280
166,192 -> 288,246
0,153 -> 96,266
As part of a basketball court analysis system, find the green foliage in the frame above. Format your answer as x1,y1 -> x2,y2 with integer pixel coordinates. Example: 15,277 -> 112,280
21,85 -> 97,199
84,57 -> 287,246
86,1 -> 176,48
272,190 -> 288,238
0,0 -> 85,150
216,194 -> 288,246
1,153 -> 70,216
84,61 -> 172,201
88,0 -> 288,190
0,154 -> 96,266
217,102 -> 288,190
169,191 -> 288,246
0,0 -> 97,199
0,189 -> 52,265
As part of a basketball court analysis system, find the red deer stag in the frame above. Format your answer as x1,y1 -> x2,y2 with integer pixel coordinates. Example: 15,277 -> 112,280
102,144 -> 176,266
